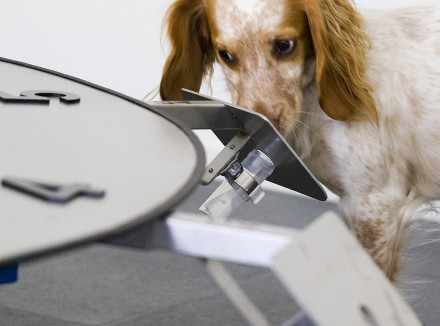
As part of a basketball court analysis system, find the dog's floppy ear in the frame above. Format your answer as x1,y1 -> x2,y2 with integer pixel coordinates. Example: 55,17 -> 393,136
160,0 -> 215,100
300,0 -> 378,124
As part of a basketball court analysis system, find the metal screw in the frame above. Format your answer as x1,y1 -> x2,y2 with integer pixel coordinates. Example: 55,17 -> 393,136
230,145 -> 235,150
208,168 -> 214,173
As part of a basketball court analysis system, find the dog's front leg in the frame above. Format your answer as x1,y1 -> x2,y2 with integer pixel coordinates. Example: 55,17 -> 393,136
339,190 -> 417,282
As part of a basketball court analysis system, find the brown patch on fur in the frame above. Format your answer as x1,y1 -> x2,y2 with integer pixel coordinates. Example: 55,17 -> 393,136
389,156 -> 395,165
160,0 -> 215,100
291,0 -> 378,124
351,217 -> 403,282
352,219 -> 387,265
391,8 -> 429,43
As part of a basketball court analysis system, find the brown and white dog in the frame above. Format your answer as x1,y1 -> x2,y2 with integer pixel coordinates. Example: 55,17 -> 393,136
160,0 -> 440,282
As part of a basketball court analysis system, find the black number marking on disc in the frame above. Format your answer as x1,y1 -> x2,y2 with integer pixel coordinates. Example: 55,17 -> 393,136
0,90 -> 80,104
2,177 -> 105,204
0,90 -> 49,104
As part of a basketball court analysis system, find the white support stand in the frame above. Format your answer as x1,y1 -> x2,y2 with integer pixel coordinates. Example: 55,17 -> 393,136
153,212 -> 296,267
153,212 -> 422,326
272,213 -> 421,326
148,92 -> 422,325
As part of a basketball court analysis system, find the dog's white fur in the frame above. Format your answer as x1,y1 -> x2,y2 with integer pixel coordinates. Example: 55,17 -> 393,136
296,3 -> 440,279
160,0 -> 440,281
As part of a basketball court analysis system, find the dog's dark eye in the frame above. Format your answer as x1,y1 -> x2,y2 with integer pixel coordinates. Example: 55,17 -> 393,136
219,50 -> 235,65
274,40 -> 296,57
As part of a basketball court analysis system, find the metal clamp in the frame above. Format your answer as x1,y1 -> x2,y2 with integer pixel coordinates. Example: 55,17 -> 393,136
199,149 -> 275,219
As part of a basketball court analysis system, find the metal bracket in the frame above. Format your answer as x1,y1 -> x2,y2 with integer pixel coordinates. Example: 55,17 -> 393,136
201,132 -> 251,185
147,90 -> 327,201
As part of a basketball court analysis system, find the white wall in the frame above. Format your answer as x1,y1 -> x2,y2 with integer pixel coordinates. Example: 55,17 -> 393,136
1,0 -> 172,100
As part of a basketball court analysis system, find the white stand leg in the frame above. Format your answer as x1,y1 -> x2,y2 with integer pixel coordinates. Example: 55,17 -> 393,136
272,213 -> 421,326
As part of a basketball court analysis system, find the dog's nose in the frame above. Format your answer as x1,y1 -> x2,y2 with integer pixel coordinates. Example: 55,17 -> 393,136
245,101 -> 281,129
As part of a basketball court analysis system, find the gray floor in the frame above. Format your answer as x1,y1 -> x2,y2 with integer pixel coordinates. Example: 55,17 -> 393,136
0,183 -> 439,325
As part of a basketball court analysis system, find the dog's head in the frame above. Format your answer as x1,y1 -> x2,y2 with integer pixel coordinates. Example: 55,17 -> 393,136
160,0 -> 378,136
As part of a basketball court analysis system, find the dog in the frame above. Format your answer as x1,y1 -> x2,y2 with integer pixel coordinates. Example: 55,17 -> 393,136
159,0 -> 440,283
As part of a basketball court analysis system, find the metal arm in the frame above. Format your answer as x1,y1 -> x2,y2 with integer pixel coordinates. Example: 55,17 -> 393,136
147,89 -> 327,202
